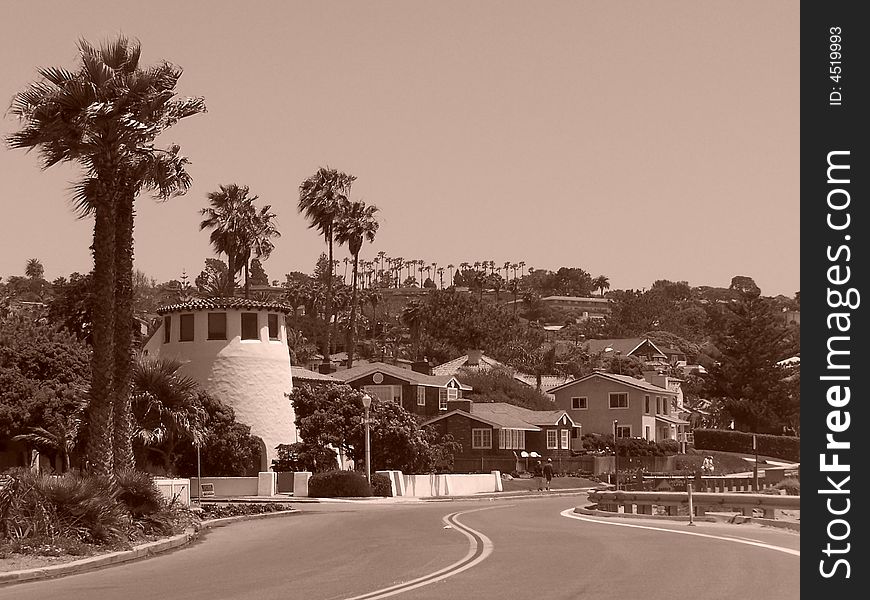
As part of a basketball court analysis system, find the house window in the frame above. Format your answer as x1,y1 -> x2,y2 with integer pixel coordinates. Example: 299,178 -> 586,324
664,398 -> 671,415
560,429 -> 569,450
472,428 -> 491,449
241,313 -> 259,340
609,392 -> 629,409
645,426 -> 651,440
364,385 -> 402,404
547,430 -> 558,449
571,397 -> 587,410
438,388 -> 458,410
163,316 -> 171,343
417,387 -> 426,406
645,395 -> 650,414
208,313 -> 227,340
499,429 -> 526,450
656,397 -> 661,414
268,313 -> 279,340
179,314 -> 194,342
616,425 -> 632,438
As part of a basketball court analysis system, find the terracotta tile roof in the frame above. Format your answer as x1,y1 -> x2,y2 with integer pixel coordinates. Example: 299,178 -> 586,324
157,297 -> 293,314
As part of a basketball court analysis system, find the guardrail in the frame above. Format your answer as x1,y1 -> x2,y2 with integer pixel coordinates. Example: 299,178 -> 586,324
588,489 -> 799,518
642,475 -> 774,492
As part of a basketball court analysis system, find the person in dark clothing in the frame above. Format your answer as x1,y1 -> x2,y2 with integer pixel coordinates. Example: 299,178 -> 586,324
532,460 -> 544,491
543,458 -> 555,491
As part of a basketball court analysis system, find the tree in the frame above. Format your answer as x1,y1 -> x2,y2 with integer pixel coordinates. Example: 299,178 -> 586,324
729,275 -> 761,298
592,275 -> 610,297
288,383 -> 459,473
172,394 -> 262,477
131,357 -> 205,475
249,258 -> 270,287
24,258 -> 45,281
12,398 -> 86,472
333,199 -> 379,368
456,368 -> 553,410
709,295 -> 796,433
298,168 -> 356,361
8,36 -> 205,477
195,258 -> 236,297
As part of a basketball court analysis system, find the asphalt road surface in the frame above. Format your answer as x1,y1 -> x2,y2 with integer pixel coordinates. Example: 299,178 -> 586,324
0,495 -> 799,600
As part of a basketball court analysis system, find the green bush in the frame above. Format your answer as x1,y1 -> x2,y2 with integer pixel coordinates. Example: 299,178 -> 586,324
114,469 -> 165,517
693,429 -> 800,461
197,503 -> 290,520
371,473 -> 393,497
775,478 -> 800,496
0,469 -> 128,545
308,470 -> 372,498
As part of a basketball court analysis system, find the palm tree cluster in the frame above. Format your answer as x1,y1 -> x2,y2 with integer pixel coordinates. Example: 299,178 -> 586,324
7,37 -> 205,478
335,256 -> 534,291
297,167 -> 379,368
199,184 -> 280,298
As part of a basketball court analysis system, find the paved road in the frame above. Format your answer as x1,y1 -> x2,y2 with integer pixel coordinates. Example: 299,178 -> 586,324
0,495 -> 799,600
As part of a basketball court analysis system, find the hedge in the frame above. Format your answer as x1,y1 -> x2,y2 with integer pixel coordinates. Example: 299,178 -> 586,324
308,470 -> 373,497
692,429 -> 799,462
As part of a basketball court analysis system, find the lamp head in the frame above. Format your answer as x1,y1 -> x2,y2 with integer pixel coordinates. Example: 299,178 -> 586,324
362,394 -> 372,409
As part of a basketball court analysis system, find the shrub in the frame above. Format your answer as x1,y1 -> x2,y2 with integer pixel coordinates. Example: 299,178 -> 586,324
308,470 -> 372,498
0,469 -> 128,545
657,440 -> 681,455
371,473 -> 393,497
693,429 -> 800,461
775,478 -> 800,496
197,503 -> 290,520
114,469 -> 165,517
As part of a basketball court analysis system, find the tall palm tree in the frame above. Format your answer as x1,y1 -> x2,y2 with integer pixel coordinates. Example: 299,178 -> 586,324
334,199 -> 379,368
298,167 -> 355,361
448,264 -> 455,287
518,261 -> 527,278
343,257 -> 350,284
503,261 -> 511,280
511,263 -> 519,280
199,184 -> 251,294
437,267 -> 445,289
237,200 -> 280,299
8,36 -> 204,477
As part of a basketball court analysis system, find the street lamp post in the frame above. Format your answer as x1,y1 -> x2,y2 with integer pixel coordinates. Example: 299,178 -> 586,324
613,419 -> 619,491
362,394 -> 372,483
196,441 -> 202,505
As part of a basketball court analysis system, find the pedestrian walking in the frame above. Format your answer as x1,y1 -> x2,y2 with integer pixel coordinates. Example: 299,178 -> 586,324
532,460 -> 544,491
702,456 -> 714,476
543,458 -> 555,491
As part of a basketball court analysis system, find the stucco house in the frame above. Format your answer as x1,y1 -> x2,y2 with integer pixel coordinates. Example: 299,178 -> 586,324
549,371 -> 689,447
332,362 -> 472,419
422,399 -> 576,469
432,351 -> 572,399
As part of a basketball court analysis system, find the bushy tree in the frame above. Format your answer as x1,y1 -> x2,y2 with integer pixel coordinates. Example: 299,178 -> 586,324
288,383 -> 459,473
455,368 -> 553,410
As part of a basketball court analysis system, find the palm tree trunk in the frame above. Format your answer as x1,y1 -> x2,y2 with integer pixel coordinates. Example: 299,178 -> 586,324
112,187 -> 136,472
346,253 -> 360,368
323,230 -> 334,362
87,195 -> 116,479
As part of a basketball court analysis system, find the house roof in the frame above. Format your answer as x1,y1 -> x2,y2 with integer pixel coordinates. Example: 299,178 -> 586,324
584,337 -> 667,358
333,362 -> 472,390
291,366 -> 341,383
423,402 -> 574,431
541,296 -> 611,304
432,353 -> 508,375
512,373 -> 574,391
157,297 -> 293,315
655,414 -> 690,426
547,371 -> 675,395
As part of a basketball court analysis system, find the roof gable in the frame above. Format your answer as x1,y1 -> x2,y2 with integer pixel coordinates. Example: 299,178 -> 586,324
548,371 -> 674,395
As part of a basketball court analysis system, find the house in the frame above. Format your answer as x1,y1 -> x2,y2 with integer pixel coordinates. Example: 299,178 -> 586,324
549,371 -> 689,447
423,399 -> 576,469
332,362 -> 472,419
432,351 -> 571,400
584,337 -> 670,365
291,365 -> 342,385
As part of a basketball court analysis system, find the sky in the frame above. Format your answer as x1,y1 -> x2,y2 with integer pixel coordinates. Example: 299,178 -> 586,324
0,1 -> 799,297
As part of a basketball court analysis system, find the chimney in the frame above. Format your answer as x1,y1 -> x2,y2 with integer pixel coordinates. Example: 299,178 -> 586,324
447,398 -> 472,413
466,349 -> 483,367
642,370 -> 667,388
412,360 -> 431,375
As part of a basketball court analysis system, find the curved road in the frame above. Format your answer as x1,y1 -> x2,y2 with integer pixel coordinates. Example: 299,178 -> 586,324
0,495 -> 799,600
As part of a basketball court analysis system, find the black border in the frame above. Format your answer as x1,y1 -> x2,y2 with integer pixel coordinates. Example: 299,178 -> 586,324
801,1 -> 868,595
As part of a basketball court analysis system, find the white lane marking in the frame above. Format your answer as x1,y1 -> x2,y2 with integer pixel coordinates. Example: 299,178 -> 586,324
560,509 -> 799,557
343,505 -> 508,600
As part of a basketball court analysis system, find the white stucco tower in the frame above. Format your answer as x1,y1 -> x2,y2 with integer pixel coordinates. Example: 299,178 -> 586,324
143,297 -> 296,471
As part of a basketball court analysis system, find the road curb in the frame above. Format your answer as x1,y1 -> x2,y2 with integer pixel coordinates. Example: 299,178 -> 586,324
0,509 -> 299,586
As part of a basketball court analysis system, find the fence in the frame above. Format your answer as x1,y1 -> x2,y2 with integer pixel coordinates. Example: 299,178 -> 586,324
588,489 -> 799,519
453,454 -> 675,476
